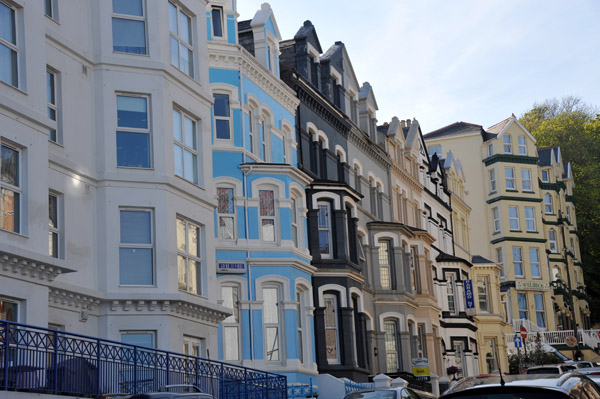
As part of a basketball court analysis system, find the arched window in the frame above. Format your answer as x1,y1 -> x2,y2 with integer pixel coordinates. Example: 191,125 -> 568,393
544,194 -> 553,214
318,201 -> 333,258
378,240 -> 392,289
221,283 -> 241,361
263,285 -> 282,362
548,229 -> 558,253
324,293 -> 340,364
384,319 -> 400,373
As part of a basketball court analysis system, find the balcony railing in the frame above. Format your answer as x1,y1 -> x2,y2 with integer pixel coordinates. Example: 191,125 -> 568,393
0,320 -> 286,398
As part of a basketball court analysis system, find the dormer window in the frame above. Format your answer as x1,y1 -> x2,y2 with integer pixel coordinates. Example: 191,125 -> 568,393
211,7 -> 223,38
310,56 -> 319,88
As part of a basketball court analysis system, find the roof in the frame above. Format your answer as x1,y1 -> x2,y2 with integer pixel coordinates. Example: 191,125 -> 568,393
424,121 -> 488,141
538,146 -> 558,166
237,19 -> 251,31
321,41 -> 343,61
436,252 -> 473,267
472,255 -> 494,264
486,115 -> 513,133
293,20 -> 323,53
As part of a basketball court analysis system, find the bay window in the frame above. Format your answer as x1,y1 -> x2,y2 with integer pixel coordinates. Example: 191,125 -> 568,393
259,189 -> 275,242
263,286 -> 281,362
112,0 -> 147,55
176,217 -> 203,295
318,202 -> 332,257
221,284 -> 240,361
0,144 -> 20,233
217,187 -> 235,240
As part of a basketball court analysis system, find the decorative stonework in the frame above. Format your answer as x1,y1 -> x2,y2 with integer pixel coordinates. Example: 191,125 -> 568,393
107,299 -> 229,325
48,288 -> 101,311
0,251 -> 74,282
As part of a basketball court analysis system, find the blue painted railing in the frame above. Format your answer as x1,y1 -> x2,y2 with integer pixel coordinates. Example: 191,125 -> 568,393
344,379 -> 374,395
0,320 -> 287,398
287,379 -> 316,398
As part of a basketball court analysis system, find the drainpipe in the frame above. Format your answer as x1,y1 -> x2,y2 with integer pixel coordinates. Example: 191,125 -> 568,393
243,165 -> 254,362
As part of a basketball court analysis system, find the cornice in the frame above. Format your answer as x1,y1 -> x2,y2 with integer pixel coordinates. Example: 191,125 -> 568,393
108,299 -> 229,326
490,236 -> 546,244
348,126 -> 392,170
0,250 -> 75,283
48,288 -> 101,312
239,163 -> 313,186
486,195 -> 543,204
208,44 -> 300,114
483,154 -> 539,166
390,163 -> 423,192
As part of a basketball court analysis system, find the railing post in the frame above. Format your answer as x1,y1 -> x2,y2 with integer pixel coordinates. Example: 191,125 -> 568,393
166,353 -> 170,387
219,363 -> 224,399
195,356 -> 199,389
310,377 -> 313,398
134,347 -> 138,394
96,338 -> 101,396
244,367 -> 248,399
3,321 -> 8,391
52,328 -> 58,394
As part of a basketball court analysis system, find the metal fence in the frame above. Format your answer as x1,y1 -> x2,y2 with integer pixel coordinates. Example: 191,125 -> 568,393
0,320 -> 287,398
344,379 -> 374,395
287,380 -> 317,398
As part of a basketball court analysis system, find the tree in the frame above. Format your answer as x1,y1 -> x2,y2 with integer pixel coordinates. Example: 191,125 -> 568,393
520,96 -> 600,325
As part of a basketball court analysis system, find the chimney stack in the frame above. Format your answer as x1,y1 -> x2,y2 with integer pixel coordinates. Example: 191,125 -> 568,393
406,119 -> 411,128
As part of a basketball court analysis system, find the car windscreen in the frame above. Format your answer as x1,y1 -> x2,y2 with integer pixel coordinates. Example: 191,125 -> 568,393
443,392 -> 567,399
345,391 -> 396,399
526,368 -> 561,374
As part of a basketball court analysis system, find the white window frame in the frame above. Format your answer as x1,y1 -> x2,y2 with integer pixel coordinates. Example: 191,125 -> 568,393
248,109 -> 256,155
0,1 -> 18,87
492,207 -> 500,233
47,67 -> 60,143
487,143 -> 493,157
548,229 -> 558,253
446,272 -> 456,314
168,2 -> 194,77
505,167 -> 515,190
45,0 -> 58,21
521,169 -> 532,191
525,206 -> 536,232
489,169 -> 496,193
221,283 -> 241,361
409,247 -> 418,292
541,170 -> 549,182
496,247 -> 504,277
318,201 -> 333,258
291,196 -> 298,248
183,335 -> 206,358
324,293 -> 340,364
529,248 -> 541,279
478,276 -> 490,312
378,240 -> 391,289
513,247 -> 523,277
116,94 -> 152,169
503,135 -> 512,153
296,288 -> 309,365
119,208 -> 154,286
518,136 -> 527,155
213,93 -> 232,141
0,142 -> 21,234
173,108 -> 199,184
112,0 -> 147,55
120,330 -> 156,349
263,285 -> 282,363
544,194 -> 553,214
217,187 -> 236,240
211,6 -> 224,38
384,320 -> 399,373
0,296 -> 19,322
259,188 -> 277,242
176,217 -> 203,296
48,192 -> 61,259
517,292 -> 528,320
508,206 -> 519,231
534,293 -> 546,328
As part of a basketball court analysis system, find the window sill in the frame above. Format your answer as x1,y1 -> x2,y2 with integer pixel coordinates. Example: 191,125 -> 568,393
0,228 -> 28,239
0,79 -> 26,94
174,174 -> 202,189
116,166 -> 154,170
493,231 -> 501,235
45,15 -> 60,25
509,230 -> 522,233
49,139 -> 64,148
522,190 -> 535,194
526,230 -> 538,233
118,284 -> 157,288
112,51 -> 150,57
489,191 -> 497,195
505,189 -> 518,193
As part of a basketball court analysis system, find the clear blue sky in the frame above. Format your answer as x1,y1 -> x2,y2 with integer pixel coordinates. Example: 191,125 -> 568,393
237,0 -> 600,133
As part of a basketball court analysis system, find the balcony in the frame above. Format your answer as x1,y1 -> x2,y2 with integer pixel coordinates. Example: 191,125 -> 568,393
0,320 -> 286,398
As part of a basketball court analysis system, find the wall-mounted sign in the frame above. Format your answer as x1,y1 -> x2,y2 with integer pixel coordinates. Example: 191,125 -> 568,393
412,358 -> 431,379
515,281 -> 550,291
217,262 -> 246,274
464,279 -> 476,316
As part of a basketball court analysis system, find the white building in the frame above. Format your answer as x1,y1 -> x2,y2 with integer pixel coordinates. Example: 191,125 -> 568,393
0,0 -> 227,356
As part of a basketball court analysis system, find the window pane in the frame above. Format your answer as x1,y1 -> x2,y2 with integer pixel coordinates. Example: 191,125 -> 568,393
120,210 -> 151,244
0,45 -> 18,87
48,195 -> 58,228
222,286 -> 239,322
173,109 -> 182,141
0,3 -> 15,44
121,332 -> 154,349
113,0 -> 143,16
179,11 -> 191,44
47,71 -> 55,104
213,94 -> 230,117
116,131 -> 150,168
174,145 -> 184,177
183,150 -> 196,182
263,288 -> 278,323
168,2 -> 177,33
265,327 -> 279,361
112,18 -> 146,54
188,224 -> 199,256
318,230 -> 330,254
223,326 -> 239,360
1,145 -> 18,186
177,255 -> 186,290
188,259 -> 199,294
170,36 -> 179,67
215,119 -> 230,139
0,299 -> 18,321
219,217 -> 234,239
212,8 -> 223,37
184,116 -> 195,148
180,43 -> 192,76
119,248 -> 153,284
0,189 -> 18,232
259,190 -> 274,216
49,231 -> 58,258
117,96 -> 147,128
218,188 -> 234,213
262,220 -> 274,241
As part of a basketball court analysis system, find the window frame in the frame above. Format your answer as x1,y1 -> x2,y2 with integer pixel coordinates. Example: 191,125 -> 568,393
119,208 -> 154,286
384,320 -> 400,373
541,170 -> 549,182
489,168 -> 496,193
0,1 -> 18,87
45,0 -> 58,21
116,93 -> 152,169
518,136 -> 527,155
221,283 -> 241,362
262,285 -> 282,363
492,207 -> 500,233
496,247 -> 504,276
211,6 -> 224,38
517,292 -> 528,320
503,135 -> 512,153
525,206 -> 536,232
513,247 -> 524,277
217,186 -> 236,240
259,188 -> 276,242
48,192 -> 61,259
477,276 -> 490,312
409,246 -> 418,292
378,240 -> 392,289
291,196 -> 299,248
172,108 -> 199,185
317,201 -> 333,258
508,206 -> 519,231
446,272 -> 456,314
529,247 -> 541,279
487,143 -> 494,157
176,216 -> 203,296
47,67 -> 60,143
521,169 -> 532,191
534,293 -> 546,328
183,335 -> 205,358
544,193 -> 553,214
324,293 -> 340,364
112,0 -> 148,55
213,93 -> 232,141
0,142 -> 21,234
120,330 -> 156,349
548,229 -> 558,253
505,167 -> 515,190
168,2 -> 194,77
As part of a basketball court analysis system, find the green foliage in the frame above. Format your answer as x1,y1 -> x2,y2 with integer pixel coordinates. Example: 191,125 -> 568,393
519,96 -> 600,324
507,342 -> 563,374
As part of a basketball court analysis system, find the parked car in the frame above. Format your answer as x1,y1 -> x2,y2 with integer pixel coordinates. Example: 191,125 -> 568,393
439,373 -> 600,399
525,364 -> 577,374
573,367 -> 600,386
104,385 -> 215,399
568,361 -> 600,369
343,386 -> 436,399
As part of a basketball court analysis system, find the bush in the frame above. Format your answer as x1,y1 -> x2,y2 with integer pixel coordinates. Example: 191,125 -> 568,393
508,341 -> 564,374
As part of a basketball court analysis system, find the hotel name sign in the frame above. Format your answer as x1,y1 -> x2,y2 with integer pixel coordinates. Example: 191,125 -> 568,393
515,280 -> 550,291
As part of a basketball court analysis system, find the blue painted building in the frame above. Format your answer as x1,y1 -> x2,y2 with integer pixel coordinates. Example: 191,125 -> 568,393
207,1 -> 317,383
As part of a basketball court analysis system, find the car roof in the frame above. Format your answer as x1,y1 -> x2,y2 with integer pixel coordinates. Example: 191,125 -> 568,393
441,373 -> 593,397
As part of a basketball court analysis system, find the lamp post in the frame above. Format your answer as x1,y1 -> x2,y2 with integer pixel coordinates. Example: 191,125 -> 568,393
557,209 -> 578,356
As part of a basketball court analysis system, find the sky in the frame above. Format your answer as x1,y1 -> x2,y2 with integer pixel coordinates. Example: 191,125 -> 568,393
237,0 -> 600,133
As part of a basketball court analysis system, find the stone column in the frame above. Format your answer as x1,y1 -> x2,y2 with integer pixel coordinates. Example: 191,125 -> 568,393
399,331 -> 412,372
333,209 -> 348,260
340,307 -> 356,367
313,307 -> 327,367
307,209 -> 320,262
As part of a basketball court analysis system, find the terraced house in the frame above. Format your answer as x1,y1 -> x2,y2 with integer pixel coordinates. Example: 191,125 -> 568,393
207,1 -> 317,384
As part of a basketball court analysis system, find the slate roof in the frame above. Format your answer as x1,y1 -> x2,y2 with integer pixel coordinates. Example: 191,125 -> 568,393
238,19 -> 251,31
486,115 -> 513,133
321,41 -> 343,61
472,255 -> 494,264
538,146 -> 557,166
436,252 -> 473,267
424,121 -> 490,141
294,20 -> 322,52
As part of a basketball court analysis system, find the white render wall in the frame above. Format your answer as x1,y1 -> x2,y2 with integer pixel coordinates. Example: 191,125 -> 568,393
0,0 -> 226,355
